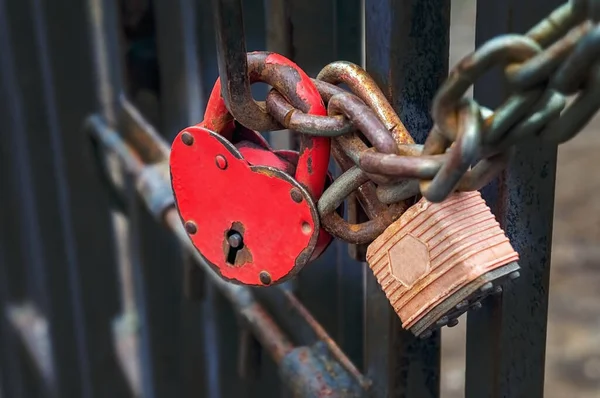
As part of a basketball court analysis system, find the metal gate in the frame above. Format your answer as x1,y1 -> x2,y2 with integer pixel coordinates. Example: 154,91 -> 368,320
0,0 -> 560,396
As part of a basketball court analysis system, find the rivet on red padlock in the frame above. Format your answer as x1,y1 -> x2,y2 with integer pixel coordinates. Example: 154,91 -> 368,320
170,52 -> 334,287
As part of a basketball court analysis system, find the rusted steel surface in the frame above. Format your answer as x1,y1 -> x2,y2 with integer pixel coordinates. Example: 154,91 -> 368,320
317,61 -> 414,146
286,291 -> 367,385
266,91 -> 352,136
327,93 -> 398,155
280,343 -> 363,397
421,101 -> 483,202
318,166 -> 407,244
245,52 -> 332,199
351,1 -> 600,208
359,150 -> 446,180
314,64 -> 425,247
212,0 -> 280,132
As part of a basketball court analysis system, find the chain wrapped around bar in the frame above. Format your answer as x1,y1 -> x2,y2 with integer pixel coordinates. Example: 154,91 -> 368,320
269,65 -> 419,244
216,0 -> 600,244
312,62 -> 418,244
359,0 -> 600,203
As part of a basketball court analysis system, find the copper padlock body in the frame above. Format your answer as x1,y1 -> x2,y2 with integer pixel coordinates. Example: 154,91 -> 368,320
366,191 -> 520,334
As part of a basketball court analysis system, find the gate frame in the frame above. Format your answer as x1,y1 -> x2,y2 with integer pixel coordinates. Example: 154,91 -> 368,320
0,0 -> 559,397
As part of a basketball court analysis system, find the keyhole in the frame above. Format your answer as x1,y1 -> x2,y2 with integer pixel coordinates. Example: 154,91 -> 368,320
226,230 -> 244,265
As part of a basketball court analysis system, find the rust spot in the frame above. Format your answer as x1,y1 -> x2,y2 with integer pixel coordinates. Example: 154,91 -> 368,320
259,271 -> 272,285
256,168 -> 280,178
349,223 -> 363,232
222,222 -> 253,266
290,188 -> 303,203
181,132 -> 194,146
294,246 -> 312,268
185,221 -> 197,234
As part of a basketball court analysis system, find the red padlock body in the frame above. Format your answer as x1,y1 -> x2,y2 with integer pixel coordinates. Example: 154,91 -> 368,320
218,123 -> 334,262
171,125 -> 322,286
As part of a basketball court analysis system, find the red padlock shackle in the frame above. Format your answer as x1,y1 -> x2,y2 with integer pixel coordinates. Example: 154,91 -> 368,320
212,51 -> 331,200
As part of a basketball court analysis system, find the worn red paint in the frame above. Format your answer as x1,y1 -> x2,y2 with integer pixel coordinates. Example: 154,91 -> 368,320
198,78 -> 235,140
264,53 -> 330,199
171,125 -> 319,285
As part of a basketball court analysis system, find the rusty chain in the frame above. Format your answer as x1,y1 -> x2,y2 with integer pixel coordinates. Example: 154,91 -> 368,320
215,0 -> 600,244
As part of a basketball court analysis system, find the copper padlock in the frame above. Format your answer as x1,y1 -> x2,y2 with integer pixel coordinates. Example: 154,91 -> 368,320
366,190 -> 520,338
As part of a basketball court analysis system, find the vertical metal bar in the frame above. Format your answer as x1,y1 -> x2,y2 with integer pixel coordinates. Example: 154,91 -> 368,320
265,0 -> 292,58
0,232 -> 29,398
86,0 -> 159,396
286,0 -> 364,371
0,3 -> 40,395
196,0 -> 218,105
0,0 -> 55,348
152,1 -> 212,397
465,1 -> 561,397
0,0 -> 132,396
264,0 -> 293,150
254,0 -> 364,372
154,0 -> 205,136
332,0 -> 364,367
364,0 -> 450,396
288,0 -> 338,341
1,0 -> 86,395
32,0 -> 133,395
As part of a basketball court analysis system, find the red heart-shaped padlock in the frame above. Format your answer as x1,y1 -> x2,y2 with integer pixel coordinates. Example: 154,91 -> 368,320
170,53 -> 333,286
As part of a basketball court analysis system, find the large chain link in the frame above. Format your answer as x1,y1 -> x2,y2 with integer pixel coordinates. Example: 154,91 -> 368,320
216,0 -> 600,244
360,1 -> 600,204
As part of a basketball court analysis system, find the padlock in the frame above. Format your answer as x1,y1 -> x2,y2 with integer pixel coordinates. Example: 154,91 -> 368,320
365,191 -> 521,338
170,54 -> 335,286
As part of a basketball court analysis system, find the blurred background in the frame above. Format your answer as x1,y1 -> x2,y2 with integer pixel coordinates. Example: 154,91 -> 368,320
0,0 -> 598,397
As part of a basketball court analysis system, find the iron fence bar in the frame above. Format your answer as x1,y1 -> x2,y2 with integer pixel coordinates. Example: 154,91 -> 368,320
0,240 -> 29,398
264,0 -> 293,151
154,0 -> 205,136
0,1 -> 39,395
364,0 -> 450,396
465,1 -> 561,397
87,0 -> 160,396
0,4 -> 58,392
196,0 -> 219,107
330,0 -> 364,368
0,0 -> 133,396
152,1 -> 215,396
281,0 -> 365,372
2,0 -> 89,395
